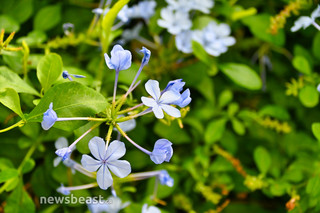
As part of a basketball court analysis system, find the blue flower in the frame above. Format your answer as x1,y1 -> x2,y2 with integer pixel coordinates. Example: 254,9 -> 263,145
150,139 -> 173,164
55,147 -> 72,161
62,70 -> 85,81
164,79 -> 191,108
87,196 -> 130,213
141,80 -> 181,119
57,184 -> 70,195
175,30 -> 193,54
41,102 -> 58,130
104,45 -> 132,72
158,170 -> 174,187
140,47 -> 151,67
54,137 -> 70,167
81,137 -> 131,190
317,84 -> 320,93
193,21 -> 235,56
157,7 -> 192,35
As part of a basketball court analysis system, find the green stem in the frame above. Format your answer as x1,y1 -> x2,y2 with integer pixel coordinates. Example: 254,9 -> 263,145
17,137 -> 42,174
101,0 -> 130,52
105,124 -> 114,149
0,120 -> 25,133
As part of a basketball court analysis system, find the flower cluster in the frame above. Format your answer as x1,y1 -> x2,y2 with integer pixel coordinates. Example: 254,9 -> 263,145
157,0 -> 235,56
41,44 -> 189,211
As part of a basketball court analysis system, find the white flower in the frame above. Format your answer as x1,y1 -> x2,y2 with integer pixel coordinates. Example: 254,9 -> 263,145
291,5 -> 320,32
157,7 -> 192,35
175,30 -> 193,53
142,204 -> 161,213
193,21 -> 235,56
165,0 -> 214,13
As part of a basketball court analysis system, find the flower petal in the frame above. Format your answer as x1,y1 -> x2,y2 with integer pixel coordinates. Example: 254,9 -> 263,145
55,137 -> 68,149
96,165 -> 113,190
145,80 -> 160,100
104,53 -> 115,70
89,136 -> 107,160
107,160 -> 131,178
106,140 -> 126,161
160,104 -> 181,118
141,97 -> 157,107
81,154 -> 101,172
159,91 -> 180,104
152,104 -> 164,119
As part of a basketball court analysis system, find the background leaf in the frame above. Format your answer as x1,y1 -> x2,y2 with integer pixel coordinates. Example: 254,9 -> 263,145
0,88 -> 24,118
26,82 -> 108,131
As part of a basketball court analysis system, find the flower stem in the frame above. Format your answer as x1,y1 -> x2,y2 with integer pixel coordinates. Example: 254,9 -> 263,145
115,124 -> 151,155
63,182 -> 98,191
105,124 -> 114,149
117,103 -> 144,114
57,117 -> 109,122
69,122 -> 102,150
312,21 -> 320,31
0,120 -> 25,133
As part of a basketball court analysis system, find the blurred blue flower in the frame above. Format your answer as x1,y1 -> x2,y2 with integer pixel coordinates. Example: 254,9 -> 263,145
140,47 -> 151,67
62,70 -> 86,81
41,102 -> 58,130
150,139 -> 173,164
126,1 -> 157,21
104,45 -> 132,72
317,84 -> 320,92
62,23 -> 74,36
92,8 -> 109,16
57,184 -> 70,195
118,5 -> 130,22
291,5 -> 320,32
116,115 -> 136,132
193,21 -> 235,56
157,7 -> 192,35
81,137 -> 131,190
141,80 -> 181,119
166,0 -> 214,14
175,30 -> 193,53
176,89 -> 191,107
55,147 -> 72,161
142,204 -> 161,213
54,137 -> 73,167
158,170 -> 174,187
87,196 -> 130,213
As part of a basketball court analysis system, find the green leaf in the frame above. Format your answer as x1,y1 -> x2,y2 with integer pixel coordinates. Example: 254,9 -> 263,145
5,0 -> 33,24
312,123 -> 320,141
75,122 -> 100,154
154,122 -> 191,144
192,41 -> 217,74
34,5 -> 61,31
4,182 -> 35,213
231,118 -> 245,135
313,32 -> 320,60
298,85 -> 319,108
0,66 -> 39,96
253,146 -> 271,174
242,14 -> 285,46
21,159 -> 35,174
258,105 -> 290,120
306,176 -> 320,197
292,56 -> 311,75
0,168 -> 19,183
17,30 -> 47,46
218,90 -> 233,108
205,118 -> 227,144
219,63 -> 262,90
0,15 -> 20,32
193,16 -> 215,29
37,53 -> 63,93
0,88 -> 24,118
26,82 -> 108,131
